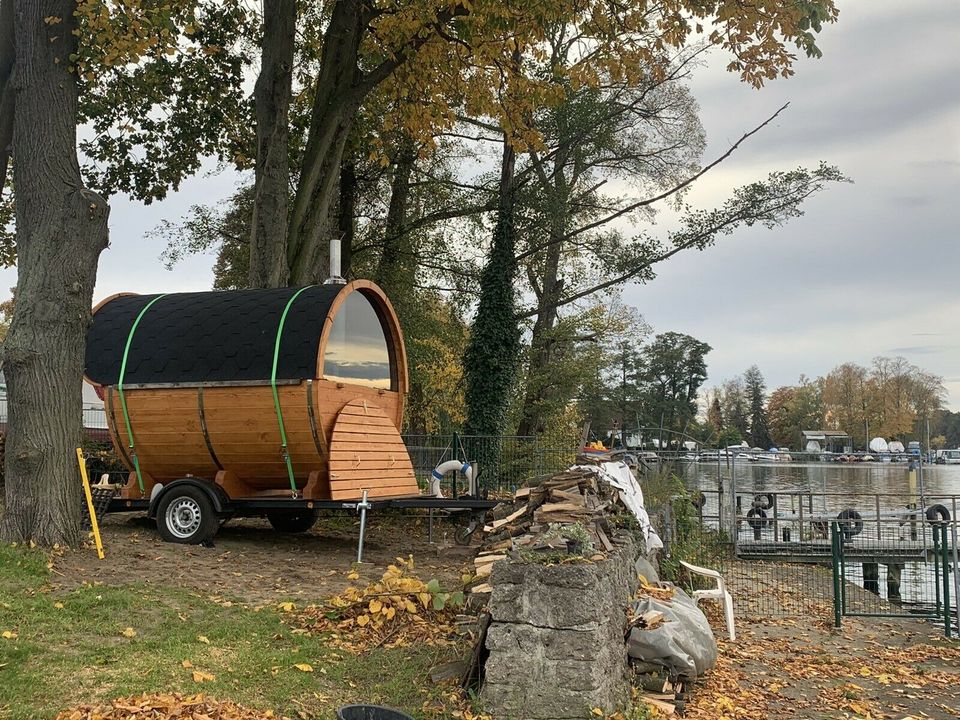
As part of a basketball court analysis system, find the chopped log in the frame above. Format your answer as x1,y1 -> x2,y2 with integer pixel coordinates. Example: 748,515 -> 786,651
514,487 -> 531,500
595,525 -> 614,552
460,612 -> 491,690
548,488 -> 586,504
642,696 -> 676,715
483,505 -> 528,532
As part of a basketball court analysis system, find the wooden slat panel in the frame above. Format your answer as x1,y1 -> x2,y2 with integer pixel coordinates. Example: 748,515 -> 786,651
328,398 -> 418,498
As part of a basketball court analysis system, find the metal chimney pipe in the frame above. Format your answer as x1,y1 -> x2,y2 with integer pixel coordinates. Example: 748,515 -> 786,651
324,237 -> 346,285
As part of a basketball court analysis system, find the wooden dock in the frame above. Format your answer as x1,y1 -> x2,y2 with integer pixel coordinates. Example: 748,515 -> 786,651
735,539 -> 953,565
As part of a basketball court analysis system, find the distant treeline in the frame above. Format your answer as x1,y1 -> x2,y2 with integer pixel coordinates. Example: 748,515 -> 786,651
707,358 -> 950,451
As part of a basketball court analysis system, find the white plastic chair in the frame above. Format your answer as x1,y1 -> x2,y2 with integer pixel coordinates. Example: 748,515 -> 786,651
679,560 -> 736,641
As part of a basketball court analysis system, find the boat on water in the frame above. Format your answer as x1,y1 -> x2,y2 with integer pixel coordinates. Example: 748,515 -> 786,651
935,448 -> 960,465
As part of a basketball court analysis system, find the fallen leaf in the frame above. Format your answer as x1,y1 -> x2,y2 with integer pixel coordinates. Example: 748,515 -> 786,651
120,627 -> 137,638
293,663 -> 314,673
182,659 -> 193,668
192,670 -> 215,683
1,631 -> 17,640
197,635 -> 210,644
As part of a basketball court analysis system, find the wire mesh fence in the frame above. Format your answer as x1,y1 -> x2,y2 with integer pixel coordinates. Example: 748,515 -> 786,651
655,489 -> 959,632
401,434 -> 578,495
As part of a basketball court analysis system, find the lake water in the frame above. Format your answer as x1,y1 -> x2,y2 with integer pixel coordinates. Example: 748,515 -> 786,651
675,460 -> 960,517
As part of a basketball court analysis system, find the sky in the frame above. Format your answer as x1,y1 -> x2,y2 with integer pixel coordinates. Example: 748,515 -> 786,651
2,0 -> 957,408
625,0 -> 960,408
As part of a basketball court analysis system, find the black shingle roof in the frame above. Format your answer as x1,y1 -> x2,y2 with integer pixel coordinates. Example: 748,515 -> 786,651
85,286 -> 343,386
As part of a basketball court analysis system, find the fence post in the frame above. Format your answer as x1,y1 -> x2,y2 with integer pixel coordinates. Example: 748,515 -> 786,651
934,523 -> 942,617
942,523 -> 952,638
952,501 -> 960,633
831,522 -> 842,628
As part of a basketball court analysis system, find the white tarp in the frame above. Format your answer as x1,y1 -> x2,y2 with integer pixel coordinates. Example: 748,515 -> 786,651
572,461 -> 664,552
869,437 -> 889,453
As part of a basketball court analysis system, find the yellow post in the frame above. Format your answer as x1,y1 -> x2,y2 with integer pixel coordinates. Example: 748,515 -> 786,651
76,447 -> 105,560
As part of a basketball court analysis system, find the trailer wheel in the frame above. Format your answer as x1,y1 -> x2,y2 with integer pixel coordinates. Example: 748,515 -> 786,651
454,514 -> 482,546
267,509 -> 319,534
156,486 -> 219,544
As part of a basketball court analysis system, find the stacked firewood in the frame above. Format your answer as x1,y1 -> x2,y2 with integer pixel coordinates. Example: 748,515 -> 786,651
478,468 -> 620,558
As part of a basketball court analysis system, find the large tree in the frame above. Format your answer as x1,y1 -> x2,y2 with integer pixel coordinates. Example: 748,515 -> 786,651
0,0 -> 110,544
744,364 -> 772,448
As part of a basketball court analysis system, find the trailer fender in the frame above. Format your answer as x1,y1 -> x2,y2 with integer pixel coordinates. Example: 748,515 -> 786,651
148,478 -> 231,519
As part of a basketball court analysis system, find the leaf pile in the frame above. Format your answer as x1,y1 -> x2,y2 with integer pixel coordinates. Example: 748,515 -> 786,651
293,556 -> 464,653
53,693 -> 289,720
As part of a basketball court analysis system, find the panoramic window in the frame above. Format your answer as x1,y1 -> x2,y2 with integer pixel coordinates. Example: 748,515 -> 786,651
322,291 -> 393,389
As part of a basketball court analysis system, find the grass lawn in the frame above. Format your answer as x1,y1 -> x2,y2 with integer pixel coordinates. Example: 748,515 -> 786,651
0,543 -> 466,720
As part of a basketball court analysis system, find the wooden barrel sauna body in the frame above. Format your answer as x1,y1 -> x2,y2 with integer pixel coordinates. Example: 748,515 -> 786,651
83,280 -> 419,502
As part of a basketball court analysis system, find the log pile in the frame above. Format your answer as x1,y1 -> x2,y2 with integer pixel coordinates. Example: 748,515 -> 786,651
477,467 -> 619,559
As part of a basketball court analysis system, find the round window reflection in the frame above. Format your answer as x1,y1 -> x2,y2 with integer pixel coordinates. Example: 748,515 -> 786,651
323,292 -> 393,389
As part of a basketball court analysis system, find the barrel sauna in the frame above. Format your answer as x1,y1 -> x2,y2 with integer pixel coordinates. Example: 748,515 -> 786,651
84,280 -> 420,503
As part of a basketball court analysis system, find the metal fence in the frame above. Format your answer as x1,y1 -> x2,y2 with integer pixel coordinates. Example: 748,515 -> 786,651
401,433 -> 578,495
831,518 -> 956,636
658,489 -> 960,633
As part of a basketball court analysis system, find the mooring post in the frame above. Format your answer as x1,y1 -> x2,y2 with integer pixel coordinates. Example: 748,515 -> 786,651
356,489 -> 371,564
863,563 -> 879,595
887,564 -> 903,601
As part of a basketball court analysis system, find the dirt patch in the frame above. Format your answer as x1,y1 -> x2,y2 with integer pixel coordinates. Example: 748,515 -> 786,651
52,510 -> 476,605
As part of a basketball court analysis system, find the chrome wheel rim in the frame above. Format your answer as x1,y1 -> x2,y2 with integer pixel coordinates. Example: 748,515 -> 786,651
166,497 -> 202,539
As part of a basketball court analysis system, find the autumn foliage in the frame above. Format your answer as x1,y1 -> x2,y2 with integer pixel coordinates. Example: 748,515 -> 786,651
291,556 -> 465,653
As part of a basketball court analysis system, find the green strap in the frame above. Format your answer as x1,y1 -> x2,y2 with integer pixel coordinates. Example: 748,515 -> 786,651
272,286 -> 314,496
117,294 -> 168,495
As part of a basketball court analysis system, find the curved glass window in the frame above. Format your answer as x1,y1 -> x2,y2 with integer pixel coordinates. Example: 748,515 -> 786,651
323,291 -> 393,389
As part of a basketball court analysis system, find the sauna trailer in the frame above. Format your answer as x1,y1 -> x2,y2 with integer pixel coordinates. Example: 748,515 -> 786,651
84,279 -> 492,544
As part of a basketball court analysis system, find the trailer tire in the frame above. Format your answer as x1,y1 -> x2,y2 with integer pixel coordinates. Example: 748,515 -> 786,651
925,504 -> 951,524
267,509 -> 319,534
753,493 -> 775,510
690,491 -> 707,510
156,486 -> 219,544
746,507 -> 768,530
837,509 -> 863,539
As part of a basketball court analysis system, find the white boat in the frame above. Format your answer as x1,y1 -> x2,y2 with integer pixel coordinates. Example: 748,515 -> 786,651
936,449 -> 960,465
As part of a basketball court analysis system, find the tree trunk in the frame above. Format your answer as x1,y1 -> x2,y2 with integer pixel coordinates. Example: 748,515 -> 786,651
248,0 -> 296,289
376,139 -> 416,297
0,0 -> 14,188
516,146 -> 569,437
1,0 -> 109,545
338,156 -> 356,278
287,0 -> 363,285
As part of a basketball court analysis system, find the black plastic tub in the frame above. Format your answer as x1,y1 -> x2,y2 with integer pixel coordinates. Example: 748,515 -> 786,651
336,705 -> 413,720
